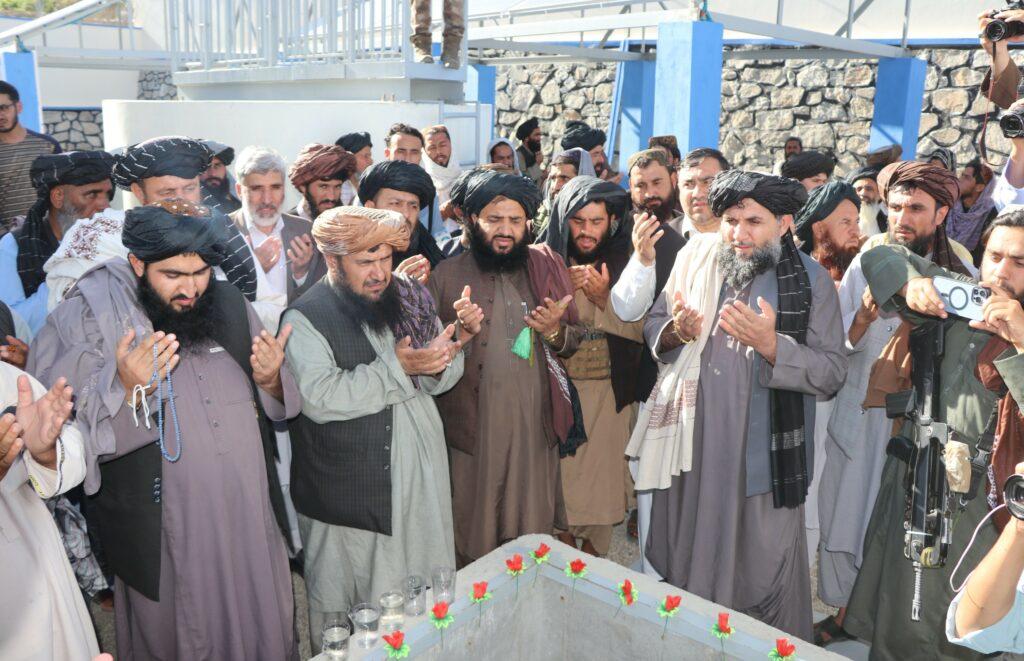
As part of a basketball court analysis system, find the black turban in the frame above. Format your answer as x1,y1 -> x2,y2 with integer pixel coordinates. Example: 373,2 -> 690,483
463,170 -> 543,220
30,150 -> 114,194
924,147 -> 957,173
358,160 -> 436,209
544,175 -> 630,257
122,200 -> 227,266
200,139 -> 234,165
448,168 -> 477,211
708,170 -> 808,219
780,151 -> 835,181
793,180 -> 861,252
336,131 -> 372,154
111,136 -> 213,190
516,117 -> 539,142
847,164 -> 882,185
560,120 -> 606,152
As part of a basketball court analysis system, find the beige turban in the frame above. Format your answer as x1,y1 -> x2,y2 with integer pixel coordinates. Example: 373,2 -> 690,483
312,206 -> 411,256
288,143 -> 356,189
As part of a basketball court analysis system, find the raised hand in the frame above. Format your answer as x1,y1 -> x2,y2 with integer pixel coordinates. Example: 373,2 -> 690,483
0,412 -> 23,482
524,295 -> 573,338
581,263 -> 611,310
631,212 -> 663,268
568,265 -> 589,291
970,282 -> 1024,351
251,324 -> 292,399
16,375 -> 73,470
395,334 -> 453,376
453,285 -> 484,343
900,277 -> 947,319
116,329 -> 179,403
252,234 -> 283,273
719,296 -> 779,364
426,323 -> 463,363
395,255 -> 432,284
286,234 -> 315,280
855,287 -> 880,326
671,291 -> 704,342
0,335 -> 28,369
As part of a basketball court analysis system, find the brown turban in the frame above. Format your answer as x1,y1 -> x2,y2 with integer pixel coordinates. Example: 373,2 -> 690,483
878,160 -> 960,210
312,206 -> 410,256
288,143 -> 356,189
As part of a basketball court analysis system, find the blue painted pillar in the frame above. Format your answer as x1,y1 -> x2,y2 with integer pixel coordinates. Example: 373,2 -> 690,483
0,51 -> 43,132
618,58 -> 656,189
653,21 -> 723,153
869,57 -> 926,158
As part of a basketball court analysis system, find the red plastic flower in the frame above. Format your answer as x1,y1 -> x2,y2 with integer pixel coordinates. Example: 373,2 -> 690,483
717,612 -> 732,635
432,601 -> 449,620
770,638 -> 796,660
383,631 -> 405,650
569,558 -> 586,575
472,581 -> 490,601
506,553 -> 524,574
621,579 -> 635,606
663,595 -> 681,613
532,542 -> 551,563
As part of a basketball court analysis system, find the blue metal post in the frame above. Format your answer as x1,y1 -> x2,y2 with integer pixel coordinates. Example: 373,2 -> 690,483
653,21 -> 723,153
869,57 -> 926,158
1,51 -> 43,132
617,58 -> 656,189
467,63 -> 496,144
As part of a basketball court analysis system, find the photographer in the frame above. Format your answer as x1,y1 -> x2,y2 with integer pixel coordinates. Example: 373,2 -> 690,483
844,207 -> 1024,659
979,9 -> 1024,210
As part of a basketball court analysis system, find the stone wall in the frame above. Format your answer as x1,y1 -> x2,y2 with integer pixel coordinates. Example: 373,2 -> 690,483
137,70 -> 178,101
493,48 -> 1013,177
43,109 -> 103,150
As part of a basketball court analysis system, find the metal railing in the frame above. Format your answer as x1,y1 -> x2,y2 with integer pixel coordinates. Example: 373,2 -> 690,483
164,0 -> 414,71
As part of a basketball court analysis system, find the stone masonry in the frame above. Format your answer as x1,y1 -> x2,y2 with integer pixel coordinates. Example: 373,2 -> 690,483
493,48 -> 1014,178
138,70 -> 179,101
43,109 -> 104,151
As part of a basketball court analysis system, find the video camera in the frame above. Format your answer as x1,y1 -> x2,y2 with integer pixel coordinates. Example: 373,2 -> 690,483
986,1 -> 1024,42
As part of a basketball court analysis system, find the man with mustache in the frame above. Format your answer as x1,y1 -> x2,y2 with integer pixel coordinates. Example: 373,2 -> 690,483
794,180 -> 863,285
288,143 -> 355,223
335,132 -> 374,205
561,120 -> 619,184
199,140 -> 241,214
532,148 -> 596,239
516,117 -> 545,187
632,171 -> 846,639
429,170 -> 583,565
781,150 -> 835,192
29,199 -> 301,660
544,176 -> 643,556
628,149 -> 682,234
848,164 -> 887,238
678,147 -> 729,237
281,206 -> 472,653
0,81 -> 61,232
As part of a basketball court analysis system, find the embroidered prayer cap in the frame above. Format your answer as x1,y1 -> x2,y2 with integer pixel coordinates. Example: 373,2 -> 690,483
515,117 -> 539,142
847,164 -> 883,185
110,136 -> 214,190
357,159 -> 436,209
311,205 -> 411,256
30,150 -> 114,195
779,150 -> 836,181
545,175 -> 631,257
877,160 -> 961,210
122,198 -> 227,266
335,131 -> 372,154
462,170 -> 543,220
922,147 -> 957,173
626,148 -> 673,174
560,120 -> 606,152
708,170 -> 808,219
793,180 -> 861,252
288,143 -> 356,189
200,139 -> 235,165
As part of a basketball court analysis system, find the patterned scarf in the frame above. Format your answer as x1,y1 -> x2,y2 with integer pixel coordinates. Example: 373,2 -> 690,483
976,336 -> 1023,533
769,231 -> 815,508
13,198 -> 60,297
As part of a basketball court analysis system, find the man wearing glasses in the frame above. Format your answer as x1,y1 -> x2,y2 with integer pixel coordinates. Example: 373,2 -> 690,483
0,81 -> 61,234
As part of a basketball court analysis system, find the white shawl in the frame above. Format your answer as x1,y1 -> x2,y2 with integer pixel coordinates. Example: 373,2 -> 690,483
44,208 -> 128,311
423,147 -> 462,206
625,232 -> 724,490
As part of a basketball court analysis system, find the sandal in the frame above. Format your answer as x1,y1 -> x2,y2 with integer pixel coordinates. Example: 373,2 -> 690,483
627,509 -> 639,539
813,615 -> 853,646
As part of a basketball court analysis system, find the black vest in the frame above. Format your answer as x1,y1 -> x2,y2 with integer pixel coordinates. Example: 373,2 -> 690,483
287,281 -> 395,535
89,282 -> 291,601
635,224 -> 688,402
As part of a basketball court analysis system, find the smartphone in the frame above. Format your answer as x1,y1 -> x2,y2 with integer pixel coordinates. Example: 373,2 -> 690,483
932,275 -> 990,322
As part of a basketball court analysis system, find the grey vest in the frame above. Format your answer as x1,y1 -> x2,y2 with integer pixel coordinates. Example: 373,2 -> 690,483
287,281 -> 395,534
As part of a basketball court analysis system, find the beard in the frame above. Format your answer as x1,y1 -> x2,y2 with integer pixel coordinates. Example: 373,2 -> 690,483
203,176 -> 226,191
305,190 -> 340,218
717,239 -> 782,290
527,137 -> 542,153
891,228 -> 934,257
434,153 -> 451,167
137,274 -> 219,354
330,274 -> 404,334
816,234 -> 859,281
51,202 -> 89,236
638,195 -> 674,223
467,220 -> 530,272
0,114 -> 18,134
567,229 -> 612,265
245,203 -> 283,229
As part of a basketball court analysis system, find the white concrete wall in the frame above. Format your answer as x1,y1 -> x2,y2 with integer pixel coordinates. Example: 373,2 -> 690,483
102,99 -> 492,208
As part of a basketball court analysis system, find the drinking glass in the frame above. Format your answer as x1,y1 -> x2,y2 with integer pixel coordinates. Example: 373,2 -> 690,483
404,574 -> 427,616
321,614 -> 350,660
379,590 -> 406,632
431,565 -> 457,605
348,603 -> 380,649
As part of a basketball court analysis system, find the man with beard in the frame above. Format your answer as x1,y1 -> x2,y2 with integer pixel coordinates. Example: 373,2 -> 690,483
813,162 -> 979,648
627,149 -> 683,235
429,170 -> 583,564
561,120 -> 619,184
288,142 -> 355,222
678,148 -> 729,237
533,148 -> 596,239
282,206 -> 472,653
772,136 -> 803,175
29,199 -> 302,660
848,164 -> 887,237
948,158 -> 999,262
199,140 -> 241,213
360,160 -> 445,283
516,117 -> 545,187
0,151 -> 113,333
544,176 -> 643,556
0,81 -> 61,232
794,180 -> 862,284
422,125 -> 462,207
781,150 -> 835,192
632,171 -> 846,639
335,132 -> 374,205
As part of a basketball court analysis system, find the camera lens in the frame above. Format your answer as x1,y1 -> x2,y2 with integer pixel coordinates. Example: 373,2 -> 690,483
987,19 -> 1009,42
1001,112 -> 1024,139
1003,474 -> 1024,520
